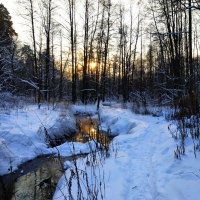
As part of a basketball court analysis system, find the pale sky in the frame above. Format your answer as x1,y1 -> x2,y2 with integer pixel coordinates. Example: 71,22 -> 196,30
0,0 -> 141,48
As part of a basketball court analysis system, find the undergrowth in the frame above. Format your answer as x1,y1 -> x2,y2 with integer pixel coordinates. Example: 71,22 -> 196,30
168,94 -> 200,159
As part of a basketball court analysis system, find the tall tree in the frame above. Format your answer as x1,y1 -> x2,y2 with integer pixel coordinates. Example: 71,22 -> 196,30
18,0 -> 41,104
101,0 -> 111,102
82,0 -> 89,103
188,0 -> 193,91
41,0 -> 54,102
0,3 -> 17,92
67,0 -> 77,103
0,4 -> 17,44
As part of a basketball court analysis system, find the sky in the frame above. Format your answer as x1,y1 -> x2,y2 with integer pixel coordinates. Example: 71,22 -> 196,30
0,0 -> 141,54
0,0 -> 140,37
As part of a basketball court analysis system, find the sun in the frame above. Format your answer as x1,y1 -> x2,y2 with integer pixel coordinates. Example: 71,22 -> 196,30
90,62 -> 96,70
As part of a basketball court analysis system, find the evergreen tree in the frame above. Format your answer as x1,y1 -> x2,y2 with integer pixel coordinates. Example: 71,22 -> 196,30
0,3 -> 17,45
0,3 -> 17,92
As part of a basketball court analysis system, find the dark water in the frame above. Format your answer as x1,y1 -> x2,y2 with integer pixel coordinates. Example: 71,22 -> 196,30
0,117 -> 112,200
0,156 -> 63,200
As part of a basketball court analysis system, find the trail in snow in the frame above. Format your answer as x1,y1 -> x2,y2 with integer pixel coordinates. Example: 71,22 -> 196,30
101,109 -> 165,200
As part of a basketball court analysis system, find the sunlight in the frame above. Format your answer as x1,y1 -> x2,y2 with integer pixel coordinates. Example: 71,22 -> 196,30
90,128 -> 96,134
90,62 -> 96,70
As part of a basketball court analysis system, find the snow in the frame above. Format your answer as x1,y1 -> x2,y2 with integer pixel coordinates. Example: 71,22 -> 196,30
99,107 -> 142,135
44,110 -> 77,139
50,140 -> 100,157
71,104 -> 98,116
54,104 -> 200,200
1,102 -> 200,199
0,104 -> 77,175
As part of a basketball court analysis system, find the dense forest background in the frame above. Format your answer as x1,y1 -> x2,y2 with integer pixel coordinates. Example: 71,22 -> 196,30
0,0 -> 200,114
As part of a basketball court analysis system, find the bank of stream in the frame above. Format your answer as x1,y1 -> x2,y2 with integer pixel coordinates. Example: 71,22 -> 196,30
0,116 -> 113,200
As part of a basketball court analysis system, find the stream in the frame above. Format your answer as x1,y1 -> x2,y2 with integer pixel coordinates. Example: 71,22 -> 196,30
0,117 -> 113,200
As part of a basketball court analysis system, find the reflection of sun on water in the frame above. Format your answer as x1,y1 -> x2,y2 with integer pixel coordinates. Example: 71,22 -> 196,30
70,119 -> 111,148
90,128 -> 96,134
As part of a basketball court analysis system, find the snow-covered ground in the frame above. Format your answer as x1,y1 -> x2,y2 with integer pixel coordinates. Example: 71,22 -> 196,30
0,104 -> 94,175
54,104 -> 200,200
1,102 -> 200,199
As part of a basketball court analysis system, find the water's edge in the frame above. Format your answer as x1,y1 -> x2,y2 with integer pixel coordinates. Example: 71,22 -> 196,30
0,116 -> 113,200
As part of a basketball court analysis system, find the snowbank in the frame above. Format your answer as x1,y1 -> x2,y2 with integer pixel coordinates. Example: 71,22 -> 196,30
42,110 -> 77,139
71,104 -> 98,116
50,140 -> 100,157
99,107 -> 142,135
0,105 -> 76,175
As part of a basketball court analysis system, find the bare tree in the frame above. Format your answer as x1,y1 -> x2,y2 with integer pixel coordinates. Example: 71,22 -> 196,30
82,0 -> 90,104
67,0 -> 77,103
40,0 -> 54,102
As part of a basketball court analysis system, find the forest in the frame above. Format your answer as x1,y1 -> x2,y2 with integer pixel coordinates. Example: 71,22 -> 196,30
0,0 -> 200,200
0,0 -> 199,107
